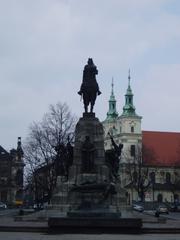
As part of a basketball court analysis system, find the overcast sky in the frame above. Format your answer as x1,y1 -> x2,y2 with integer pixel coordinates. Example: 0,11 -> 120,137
0,0 -> 180,150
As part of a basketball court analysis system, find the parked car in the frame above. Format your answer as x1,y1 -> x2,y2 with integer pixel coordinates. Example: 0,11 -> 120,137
0,202 -> 7,209
33,203 -> 44,210
156,205 -> 169,214
169,204 -> 180,212
132,204 -> 144,212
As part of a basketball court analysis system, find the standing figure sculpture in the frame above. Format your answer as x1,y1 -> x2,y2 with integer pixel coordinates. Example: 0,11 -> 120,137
54,136 -> 74,180
55,143 -> 67,177
105,133 -> 123,181
78,58 -> 101,113
81,136 -> 95,173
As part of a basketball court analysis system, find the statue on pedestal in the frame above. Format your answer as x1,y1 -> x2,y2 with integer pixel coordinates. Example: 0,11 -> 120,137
78,58 -> 101,113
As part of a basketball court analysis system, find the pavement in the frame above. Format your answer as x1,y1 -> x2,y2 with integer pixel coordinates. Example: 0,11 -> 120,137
0,209 -> 180,233
1,232 -> 180,240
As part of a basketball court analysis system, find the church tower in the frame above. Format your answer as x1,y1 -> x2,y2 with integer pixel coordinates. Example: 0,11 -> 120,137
122,70 -> 136,117
11,137 -> 25,205
106,78 -> 118,121
118,70 -> 142,130
102,79 -> 119,149
116,70 -> 142,188
103,71 -> 142,186
117,70 -> 142,160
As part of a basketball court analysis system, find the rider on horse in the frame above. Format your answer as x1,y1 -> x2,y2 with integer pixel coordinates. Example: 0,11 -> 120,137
78,58 -> 101,113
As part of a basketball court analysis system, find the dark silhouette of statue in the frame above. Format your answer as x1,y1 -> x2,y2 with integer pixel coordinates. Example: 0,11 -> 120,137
54,136 -> 74,179
55,143 -> 67,177
81,136 -> 95,173
109,132 -> 123,158
105,133 -> 123,181
78,58 -> 101,113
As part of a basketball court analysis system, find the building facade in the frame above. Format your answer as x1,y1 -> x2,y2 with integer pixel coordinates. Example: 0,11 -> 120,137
103,73 -> 180,205
0,137 -> 24,205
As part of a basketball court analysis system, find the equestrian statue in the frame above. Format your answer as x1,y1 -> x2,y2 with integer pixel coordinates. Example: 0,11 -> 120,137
78,58 -> 101,113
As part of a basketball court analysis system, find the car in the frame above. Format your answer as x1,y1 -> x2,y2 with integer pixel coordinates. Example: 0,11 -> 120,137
33,204 -> 44,210
132,204 -> 144,212
156,205 -> 169,214
0,202 -> 7,209
169,204 -> 176,211
169,204 -> 180,212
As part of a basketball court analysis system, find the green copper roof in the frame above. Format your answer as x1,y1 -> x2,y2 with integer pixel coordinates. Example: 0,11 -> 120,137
121,70 -> 138,117
106,78 -> 118,121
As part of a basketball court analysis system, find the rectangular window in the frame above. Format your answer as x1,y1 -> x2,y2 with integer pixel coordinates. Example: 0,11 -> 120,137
130,145 -> 135,157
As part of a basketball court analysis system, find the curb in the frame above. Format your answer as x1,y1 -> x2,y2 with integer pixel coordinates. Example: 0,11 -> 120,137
142,228 -> 180,234
1,225 -> 180,234
0,226 -> 48,233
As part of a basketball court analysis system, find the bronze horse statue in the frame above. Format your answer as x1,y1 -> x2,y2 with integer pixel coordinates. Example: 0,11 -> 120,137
78,58 -> 101,113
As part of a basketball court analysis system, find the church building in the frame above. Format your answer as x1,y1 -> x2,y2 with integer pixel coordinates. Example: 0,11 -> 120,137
103,72 -> 180,205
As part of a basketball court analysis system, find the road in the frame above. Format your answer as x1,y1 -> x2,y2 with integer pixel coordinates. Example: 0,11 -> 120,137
162,211 -> 180,220
0,232 -> 180,240
0,209 -> 19,217
142,210 -> 180,221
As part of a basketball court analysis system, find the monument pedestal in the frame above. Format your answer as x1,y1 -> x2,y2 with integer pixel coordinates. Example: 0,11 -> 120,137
48,217 -> 142,233
49,113 -> 142,232
51,113 -> 118,211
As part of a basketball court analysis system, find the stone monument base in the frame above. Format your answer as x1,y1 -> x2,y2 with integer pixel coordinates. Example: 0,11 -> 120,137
67,207 -> 121,218
48,216 -> 142,233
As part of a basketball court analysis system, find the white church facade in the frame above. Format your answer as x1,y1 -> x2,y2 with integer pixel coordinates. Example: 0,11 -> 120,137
102,72 -> 180,205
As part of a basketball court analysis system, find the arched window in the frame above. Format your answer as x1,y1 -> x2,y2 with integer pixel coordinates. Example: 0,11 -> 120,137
150,172 -> 156,184
131,126 -> 134,133
157,193 -> 163,202
166,172 -> 171,183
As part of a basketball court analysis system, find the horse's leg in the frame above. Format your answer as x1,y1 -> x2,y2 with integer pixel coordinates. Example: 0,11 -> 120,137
83,94 -> 88,113
86,96 -> 90,113
90,103 -> 94,112
90,93 -> 96,112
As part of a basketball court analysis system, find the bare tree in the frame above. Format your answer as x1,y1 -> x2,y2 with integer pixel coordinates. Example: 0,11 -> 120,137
125,144 -> 157,202
24,102 -> 77,205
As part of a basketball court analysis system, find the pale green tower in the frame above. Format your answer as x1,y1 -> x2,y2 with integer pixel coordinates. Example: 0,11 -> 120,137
118,70 -> 142,167
106,78 -> 118,121
103,79 -> 119,145
122,70 -> 137,117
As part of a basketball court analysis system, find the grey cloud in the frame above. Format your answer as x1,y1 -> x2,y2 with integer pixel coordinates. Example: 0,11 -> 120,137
0,0 -> 180,149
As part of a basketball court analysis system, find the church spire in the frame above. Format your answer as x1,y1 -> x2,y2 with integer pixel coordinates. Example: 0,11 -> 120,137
128,68 -> 131,87
106,78 -> 118,120
111,77 -> 114,96
17,137 -> 24,161
121,70 -> 137,116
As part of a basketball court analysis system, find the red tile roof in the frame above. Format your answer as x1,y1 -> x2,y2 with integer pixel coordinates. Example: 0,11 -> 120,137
142,131 -> 180,167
